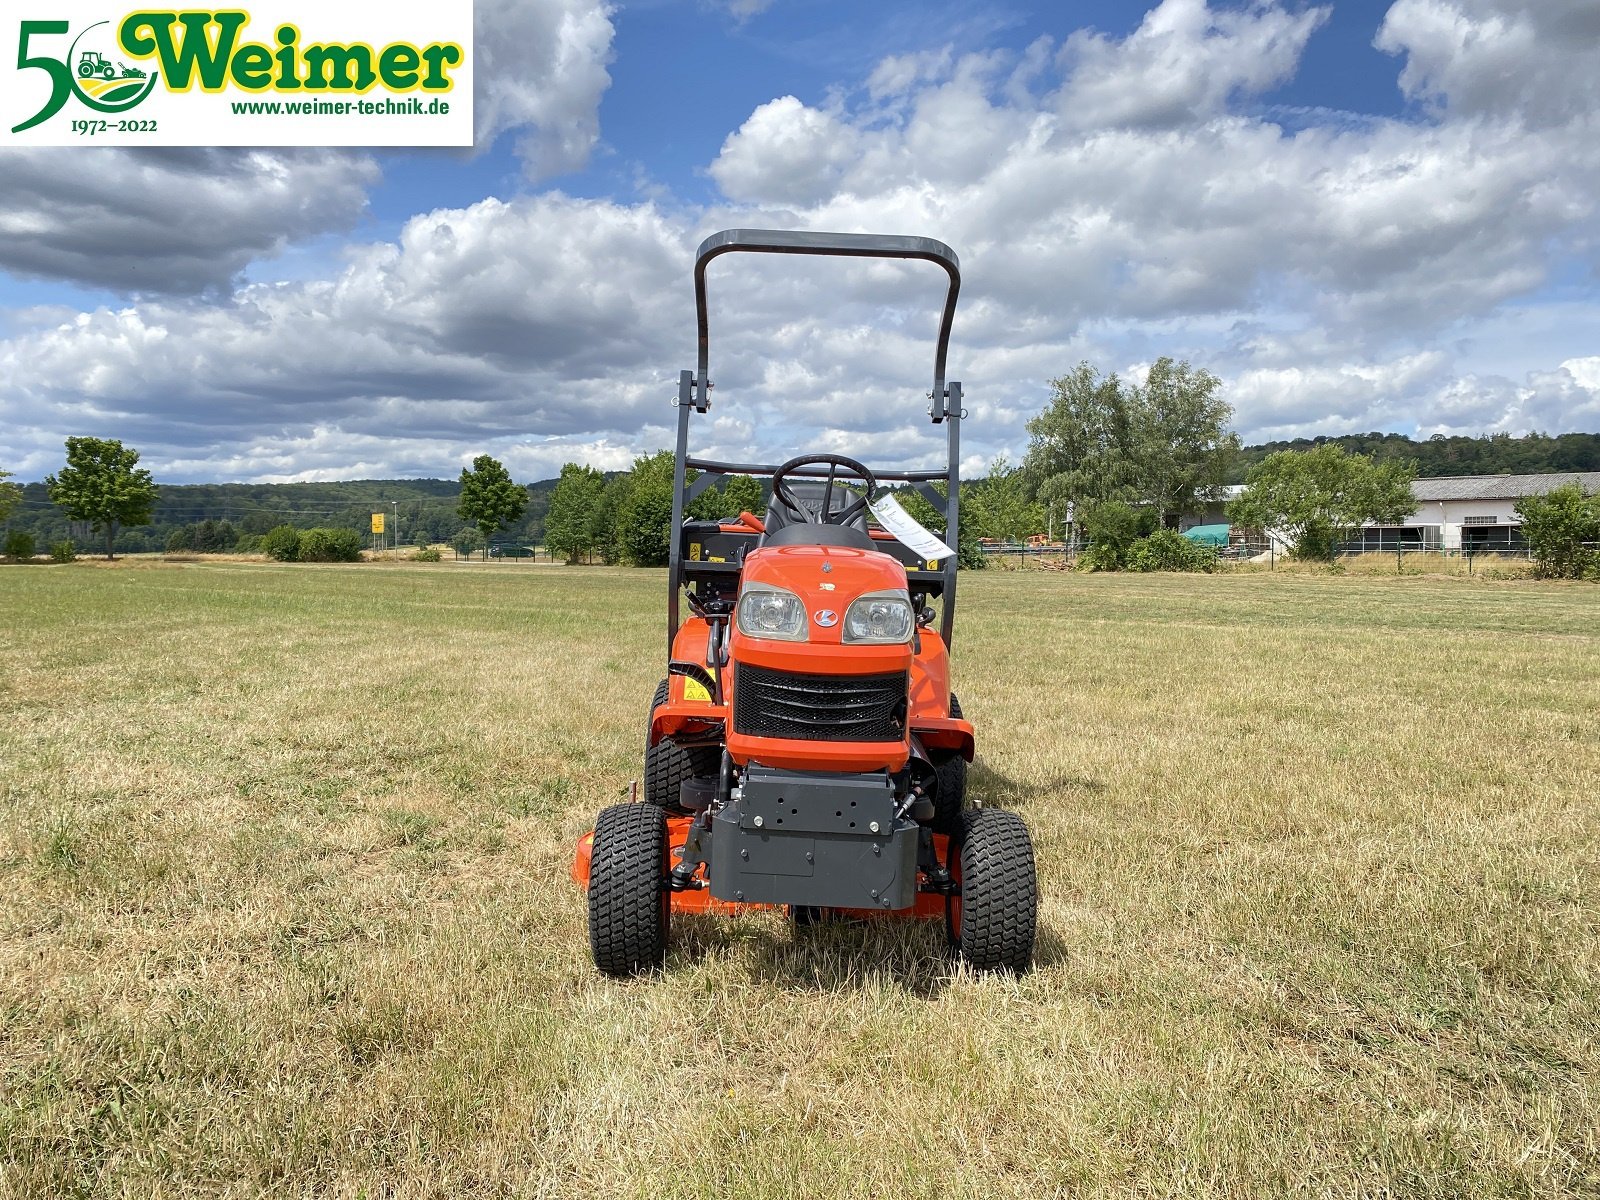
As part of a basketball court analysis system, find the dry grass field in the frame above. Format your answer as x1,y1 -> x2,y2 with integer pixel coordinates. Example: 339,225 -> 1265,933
1,561 -> 1596,1199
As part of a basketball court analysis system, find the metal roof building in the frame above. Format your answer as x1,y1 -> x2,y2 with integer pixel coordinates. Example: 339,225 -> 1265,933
1366,471 -> 1600,552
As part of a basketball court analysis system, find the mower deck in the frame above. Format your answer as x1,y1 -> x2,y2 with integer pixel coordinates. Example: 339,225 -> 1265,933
572,815 -> 954,920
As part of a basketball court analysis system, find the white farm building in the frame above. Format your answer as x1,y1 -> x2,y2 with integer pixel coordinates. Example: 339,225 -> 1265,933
1193,470 -> 1600,553
1344,471 -> 1600,553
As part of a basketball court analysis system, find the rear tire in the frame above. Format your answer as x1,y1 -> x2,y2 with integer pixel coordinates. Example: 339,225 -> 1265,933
588,803 -> 669,975
950,808 -> 1036,972
930,694 -> 967,836
645,679 -> 720,813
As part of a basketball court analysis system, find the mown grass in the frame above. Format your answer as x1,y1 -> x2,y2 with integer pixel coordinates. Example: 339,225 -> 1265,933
1,561 -> 1596,1198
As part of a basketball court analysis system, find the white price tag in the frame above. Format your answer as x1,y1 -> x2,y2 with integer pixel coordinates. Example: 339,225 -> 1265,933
869,494 -> 955,561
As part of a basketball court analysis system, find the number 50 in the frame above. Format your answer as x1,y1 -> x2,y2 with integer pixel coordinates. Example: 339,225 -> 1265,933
12,21 -> 71,134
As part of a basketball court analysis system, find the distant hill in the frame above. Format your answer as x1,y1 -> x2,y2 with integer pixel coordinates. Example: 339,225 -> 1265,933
8,476 -> 560,555
1229,431 -> 1600,483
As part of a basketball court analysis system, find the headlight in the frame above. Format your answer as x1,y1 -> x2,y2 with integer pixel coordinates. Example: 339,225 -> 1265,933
843,590 -> 913,644
736,583 -> 808,641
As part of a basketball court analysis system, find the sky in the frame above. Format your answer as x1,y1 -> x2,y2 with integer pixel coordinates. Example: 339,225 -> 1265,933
1,0 -> 1598,484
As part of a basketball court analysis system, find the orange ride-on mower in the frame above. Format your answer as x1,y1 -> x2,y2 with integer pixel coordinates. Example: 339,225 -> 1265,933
572,229 -> 1038,975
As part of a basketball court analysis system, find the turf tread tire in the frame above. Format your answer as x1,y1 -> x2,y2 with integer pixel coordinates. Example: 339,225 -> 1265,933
645,680 -> 720,813
587,803 -> 669,975
930,694 -> 967,836
955,808 -> 1037,973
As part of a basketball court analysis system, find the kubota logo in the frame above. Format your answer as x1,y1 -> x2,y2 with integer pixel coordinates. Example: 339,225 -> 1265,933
8,8 -> 467,138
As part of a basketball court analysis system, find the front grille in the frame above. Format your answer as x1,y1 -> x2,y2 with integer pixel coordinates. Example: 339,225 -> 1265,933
733,665 -> 907,742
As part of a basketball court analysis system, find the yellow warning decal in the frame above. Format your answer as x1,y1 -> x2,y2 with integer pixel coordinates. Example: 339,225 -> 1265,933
707,555 -> 726,563
926,558 -> 940,571
683,667 -> 717,703
689,543 -> 702,561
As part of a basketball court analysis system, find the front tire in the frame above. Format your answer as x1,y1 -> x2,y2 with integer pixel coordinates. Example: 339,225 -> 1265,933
950,808 -> 1036,972
588,803 -> 669,976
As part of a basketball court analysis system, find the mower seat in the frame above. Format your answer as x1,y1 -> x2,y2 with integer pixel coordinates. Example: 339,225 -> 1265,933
761,479 -> 874,552
763,522 -> 875,551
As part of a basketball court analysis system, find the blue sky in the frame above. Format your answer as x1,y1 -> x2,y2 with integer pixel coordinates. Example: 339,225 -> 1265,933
2,0 -> 1597,483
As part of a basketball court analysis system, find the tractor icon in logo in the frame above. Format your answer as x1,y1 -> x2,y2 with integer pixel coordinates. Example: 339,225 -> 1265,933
68,23 -> 158,109
77,51 -> 147,82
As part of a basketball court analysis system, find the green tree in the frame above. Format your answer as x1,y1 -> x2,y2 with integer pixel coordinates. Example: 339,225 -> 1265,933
1025,358 -> 1237,527
592,474 -> 631,564
43,437 -> 158,560
452,526 -> 485,557
1514,484 -> 1599,580
1228,444 -> 1417,561
614,451 -> 676,566
545,463 -> 606,564
457,455 -> 526,542
720,474 -> 766,519
0,468 -> 21,526
965,456 -> 1045,541
1134,357 -> 1239,526
1025,362 -> 1138,512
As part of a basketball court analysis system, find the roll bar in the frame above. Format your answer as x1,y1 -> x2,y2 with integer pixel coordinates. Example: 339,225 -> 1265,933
670,229 -> 966,652
692,229 -> 962,412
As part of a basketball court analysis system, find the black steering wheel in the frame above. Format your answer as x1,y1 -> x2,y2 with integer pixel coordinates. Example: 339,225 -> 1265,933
770,454 -> 878,527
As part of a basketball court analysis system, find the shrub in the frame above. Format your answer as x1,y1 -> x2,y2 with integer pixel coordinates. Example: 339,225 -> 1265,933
452,527 -> 485,556
166,528 -> 194,552
4,530 -> 36,561
49,540 -> 76,563
298,527 -> 364,563
1515,484 -> 1599,580
1077,500 -> 1157,570
234,533 -> 262,554
261,525 -> 301,562
412,547 -> 441,562
1076,542 -> 1123,573
1125,528 -> 1217,573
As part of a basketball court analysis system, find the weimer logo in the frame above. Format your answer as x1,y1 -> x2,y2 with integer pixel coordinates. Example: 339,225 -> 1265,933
3,2 -> 473,147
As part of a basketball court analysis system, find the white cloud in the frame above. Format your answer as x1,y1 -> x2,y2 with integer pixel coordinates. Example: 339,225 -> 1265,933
1415,360 -> 1600,436
473,0 -> 616,177
705,0 -> 777,23
710,97 -> 863,206
1055,0 -> 1328,130
0,150 -> 379,295
0,195 -> 690,479
1377,0 -> 1600,127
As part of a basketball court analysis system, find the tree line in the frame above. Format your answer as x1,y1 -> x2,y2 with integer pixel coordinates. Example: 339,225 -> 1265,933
1233,430 -> 1600,482
6,380 -> 1596,570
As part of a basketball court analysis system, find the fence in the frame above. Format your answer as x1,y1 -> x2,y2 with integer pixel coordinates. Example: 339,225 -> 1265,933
452,542 -> 550,562
977,538 -> 1534,572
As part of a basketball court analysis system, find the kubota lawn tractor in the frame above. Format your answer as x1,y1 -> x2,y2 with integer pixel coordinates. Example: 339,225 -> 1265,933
571,229 -> 1038,975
